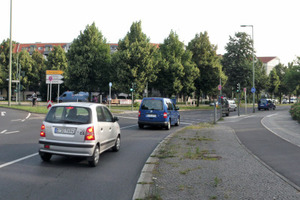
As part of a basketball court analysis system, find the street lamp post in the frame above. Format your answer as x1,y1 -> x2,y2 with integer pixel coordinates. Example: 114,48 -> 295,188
241,25 -> 255,113
8,0 -> 13,106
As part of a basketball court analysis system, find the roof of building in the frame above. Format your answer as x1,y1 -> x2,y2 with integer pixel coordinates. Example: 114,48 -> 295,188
258,57 -> 278,63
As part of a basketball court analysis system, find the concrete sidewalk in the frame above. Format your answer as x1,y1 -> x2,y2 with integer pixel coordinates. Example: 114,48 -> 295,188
133,120 -> 300,199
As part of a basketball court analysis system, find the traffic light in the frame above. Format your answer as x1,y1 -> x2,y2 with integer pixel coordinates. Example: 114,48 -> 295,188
236,83 -> 241,93
130,88 -> 134,92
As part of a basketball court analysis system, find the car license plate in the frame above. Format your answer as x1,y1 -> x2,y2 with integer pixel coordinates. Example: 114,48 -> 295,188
146,114 -> 156,118
55,127 -> 77,135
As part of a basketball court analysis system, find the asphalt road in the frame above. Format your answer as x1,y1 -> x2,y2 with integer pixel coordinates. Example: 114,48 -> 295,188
221,106 -> 300,188
0,107 -> 215,200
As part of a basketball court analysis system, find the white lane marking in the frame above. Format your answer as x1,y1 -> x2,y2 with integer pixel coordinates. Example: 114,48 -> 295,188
22,113 -> 31,122
121,124 -> 138,129
11,119 -> 22,122
0,153 -> 38,169
11,113 -> 31,122
1,130 -> 7,134
5,131 -> 20,135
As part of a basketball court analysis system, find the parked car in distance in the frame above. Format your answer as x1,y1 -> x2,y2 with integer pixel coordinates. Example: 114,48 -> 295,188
221,97 -> 230,116
138,97 -> 180,130
39,102 -> 121,167
258,99 -> 276,110
228,100 -> 237,111
282,99 -> 289,104
0,96 -> 5,101
57,91 -> 89,103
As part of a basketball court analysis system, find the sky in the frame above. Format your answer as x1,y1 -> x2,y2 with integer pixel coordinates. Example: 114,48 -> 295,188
1,0 -> 300,65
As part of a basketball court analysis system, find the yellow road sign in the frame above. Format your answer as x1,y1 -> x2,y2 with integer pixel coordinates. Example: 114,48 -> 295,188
46,70 -> 64,75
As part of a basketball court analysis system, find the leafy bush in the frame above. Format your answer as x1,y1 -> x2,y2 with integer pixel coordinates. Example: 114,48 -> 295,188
290,102 -> 300,123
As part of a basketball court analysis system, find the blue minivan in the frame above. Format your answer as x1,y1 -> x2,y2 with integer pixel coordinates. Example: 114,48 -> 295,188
138,97 -> 180,130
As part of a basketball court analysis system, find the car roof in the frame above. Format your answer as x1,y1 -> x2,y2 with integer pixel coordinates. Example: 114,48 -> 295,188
52,102 -> 105,108
142,97 -> 169,100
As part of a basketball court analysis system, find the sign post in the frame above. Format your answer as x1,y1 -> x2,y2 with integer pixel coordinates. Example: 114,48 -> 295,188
46,70 -> 64,102
109,82 -> 112,110
244,88 -> 247,114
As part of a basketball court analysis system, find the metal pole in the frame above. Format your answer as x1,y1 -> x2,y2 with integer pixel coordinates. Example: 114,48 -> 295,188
252,26 -> 255,113
57,84 -> 60,103
109,84 -> 111,110
245,89 -> 247,115
8,0 -> 13,106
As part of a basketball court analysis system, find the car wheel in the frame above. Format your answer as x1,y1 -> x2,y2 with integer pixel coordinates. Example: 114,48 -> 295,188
138,124 -> 144,129
112,136 -> 121,152
40,152 -> 52,162
88,145 -> 100,167
175,117 -> 180,126
166,120 -> 171,130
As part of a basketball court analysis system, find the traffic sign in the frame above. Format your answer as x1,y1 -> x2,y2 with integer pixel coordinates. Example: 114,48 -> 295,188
46,75 -> 63,80
218,85 -> 222,91
46,70 -> 64,75
47,100 -> 53,109
46,80 -> 64,84
251,87 -> 256,93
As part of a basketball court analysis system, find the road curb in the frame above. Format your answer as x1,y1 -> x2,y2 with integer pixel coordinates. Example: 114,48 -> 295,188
132,127 -> 185,200
231,120 -> 300,192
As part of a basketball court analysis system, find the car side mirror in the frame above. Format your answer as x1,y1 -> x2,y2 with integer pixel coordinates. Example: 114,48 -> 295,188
175,106 -> 180,110
113,116 -> 119,122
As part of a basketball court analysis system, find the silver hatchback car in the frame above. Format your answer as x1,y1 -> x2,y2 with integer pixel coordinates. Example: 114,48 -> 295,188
39,102 -> 121,167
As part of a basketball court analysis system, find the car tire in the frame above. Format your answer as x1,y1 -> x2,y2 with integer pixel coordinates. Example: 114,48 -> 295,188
112,136 -> 121,152
138,124 -> 144,129
40,152 -> 52,162
175,117 -> 180,126
166,120 -> 171,130
88,145 -> 100,167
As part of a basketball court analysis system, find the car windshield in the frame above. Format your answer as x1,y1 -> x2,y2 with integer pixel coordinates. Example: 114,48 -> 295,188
45,106 -> 91,124
141,99 -> 163,110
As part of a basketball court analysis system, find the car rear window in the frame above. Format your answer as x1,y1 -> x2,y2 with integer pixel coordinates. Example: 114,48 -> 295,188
141,99 -> 163,110
260,99 -> 267,104
45,106 -> 91,124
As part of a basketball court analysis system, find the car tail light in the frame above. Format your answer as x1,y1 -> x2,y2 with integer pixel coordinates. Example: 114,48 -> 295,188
40,124 -> 46,137
138,111 -> 141,118
85,126 -> 95,140
163,112 -> 168,118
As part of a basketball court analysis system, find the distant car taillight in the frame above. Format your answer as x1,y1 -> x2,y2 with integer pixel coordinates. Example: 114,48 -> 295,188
138,111 -> 141,118
40,124 -> 46,137
85,126 -> 95,140
163,112 -> 168,118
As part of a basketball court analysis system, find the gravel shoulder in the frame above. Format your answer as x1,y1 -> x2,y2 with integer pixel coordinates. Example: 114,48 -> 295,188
145,123 -> 300,200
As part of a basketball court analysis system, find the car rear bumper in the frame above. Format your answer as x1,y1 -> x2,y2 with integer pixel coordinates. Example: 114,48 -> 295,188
138,120 -> 168,127
39,139 -> 95,157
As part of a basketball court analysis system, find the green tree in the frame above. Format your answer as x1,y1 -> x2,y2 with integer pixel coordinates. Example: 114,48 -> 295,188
113,21 -> 159,96
154,31 -> 196,97
268,68 -> 280,98
32,51 -> 47,98
254,60 -> 268,101
66,22 -> 111,98
46,45 -> 68,71
18,50 -> 39,91
187,31 -> 224,105
284,62 -> 300,98
222,32 -> 253,95
273,63 -> 287,103
0,39 -> 17,89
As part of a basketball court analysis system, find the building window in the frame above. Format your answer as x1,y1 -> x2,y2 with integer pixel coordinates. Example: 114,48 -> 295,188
38,47 -> 43,50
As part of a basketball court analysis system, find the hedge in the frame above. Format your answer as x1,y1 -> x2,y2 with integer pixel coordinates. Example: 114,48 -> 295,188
290,102 -> 300,123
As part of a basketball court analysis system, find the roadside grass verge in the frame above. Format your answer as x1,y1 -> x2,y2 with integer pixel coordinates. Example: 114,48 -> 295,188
0,104 -> 48,114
